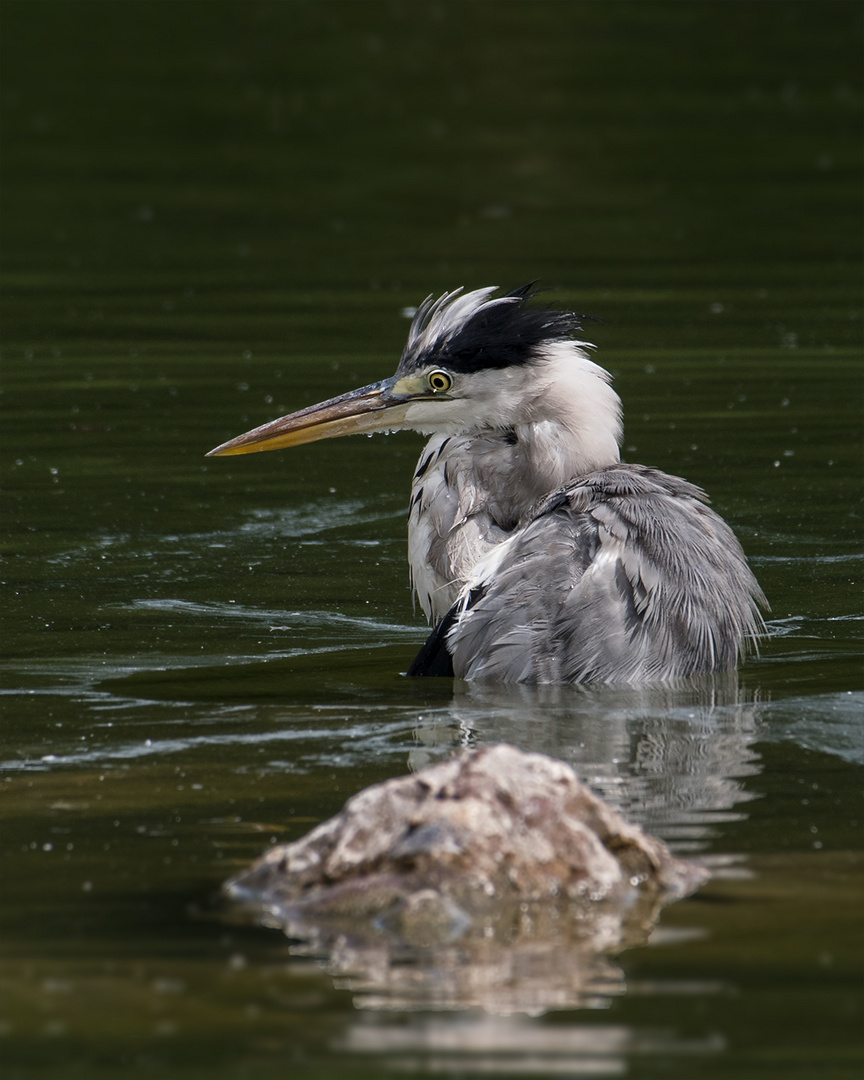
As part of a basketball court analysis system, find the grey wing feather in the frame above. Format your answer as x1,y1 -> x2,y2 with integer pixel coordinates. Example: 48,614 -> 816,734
444,465 -> 766,685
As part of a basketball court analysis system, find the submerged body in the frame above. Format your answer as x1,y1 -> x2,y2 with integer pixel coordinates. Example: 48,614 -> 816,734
208,286 -> 766,684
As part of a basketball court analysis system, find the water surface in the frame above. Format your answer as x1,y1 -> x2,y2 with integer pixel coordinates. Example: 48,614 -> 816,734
2,3 -> 862,1078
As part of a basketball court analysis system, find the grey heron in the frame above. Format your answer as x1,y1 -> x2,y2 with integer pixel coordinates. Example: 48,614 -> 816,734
207,285 -> 766,684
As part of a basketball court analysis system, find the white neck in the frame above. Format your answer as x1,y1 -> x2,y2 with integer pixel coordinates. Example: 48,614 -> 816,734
518,342 -> 622,482
407,344 -> 623,619
453,343 -> 623,521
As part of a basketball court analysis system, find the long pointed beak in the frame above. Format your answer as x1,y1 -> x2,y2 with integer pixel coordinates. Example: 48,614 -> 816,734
206,376 -> 418,457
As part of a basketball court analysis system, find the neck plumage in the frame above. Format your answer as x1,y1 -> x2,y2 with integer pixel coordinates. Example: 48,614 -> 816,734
482,345 -> 624,520
407,345 -> 623,621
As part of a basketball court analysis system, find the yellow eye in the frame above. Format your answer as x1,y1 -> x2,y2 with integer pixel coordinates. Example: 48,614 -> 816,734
428,370 -> 453,393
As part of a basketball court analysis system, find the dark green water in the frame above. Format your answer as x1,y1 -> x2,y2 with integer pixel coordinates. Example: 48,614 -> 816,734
2,2 -> 862,1077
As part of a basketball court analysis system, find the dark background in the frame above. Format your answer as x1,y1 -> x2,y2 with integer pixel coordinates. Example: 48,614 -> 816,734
2,4 -> 861,1079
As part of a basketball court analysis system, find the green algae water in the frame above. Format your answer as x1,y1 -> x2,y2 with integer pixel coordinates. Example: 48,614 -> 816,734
2,2 -> 861,1077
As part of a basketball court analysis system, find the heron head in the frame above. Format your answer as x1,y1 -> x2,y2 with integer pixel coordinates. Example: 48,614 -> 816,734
206,285 -> 605,457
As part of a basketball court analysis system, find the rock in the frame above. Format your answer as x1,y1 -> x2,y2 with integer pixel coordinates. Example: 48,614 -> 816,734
224,744 -> 706,936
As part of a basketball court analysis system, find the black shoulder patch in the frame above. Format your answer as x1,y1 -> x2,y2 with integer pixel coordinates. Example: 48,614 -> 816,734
407,586 -> 488,678
406,619 -> 455,678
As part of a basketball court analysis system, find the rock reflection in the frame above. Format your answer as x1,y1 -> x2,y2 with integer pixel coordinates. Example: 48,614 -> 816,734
278,899 -> 640,1014
337,1014 -> 726,1075
252,862 -> 699,1014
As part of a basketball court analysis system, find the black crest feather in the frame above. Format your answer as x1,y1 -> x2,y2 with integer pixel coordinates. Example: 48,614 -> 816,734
398,284 -> 583,376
